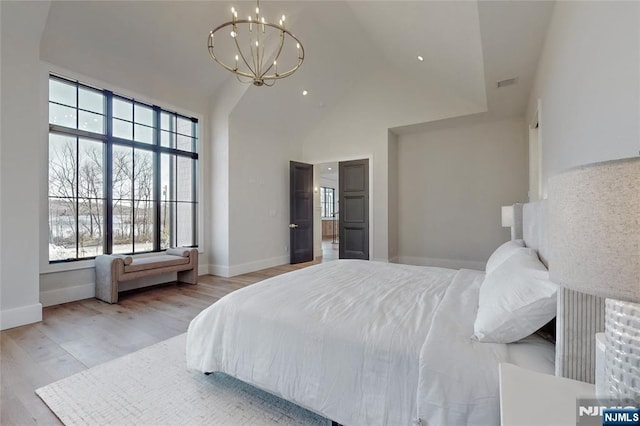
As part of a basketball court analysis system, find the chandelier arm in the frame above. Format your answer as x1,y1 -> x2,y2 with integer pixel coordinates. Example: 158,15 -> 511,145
252,33 -> 258,78
262,33 -> 305,79
251,26 -> 261,77
236,73 -> 254,84
257,27 -> 264,77
208,27 -> 256,79
209,45 -> 256,80
232,30 -> 257,76
259,29 -> 285,79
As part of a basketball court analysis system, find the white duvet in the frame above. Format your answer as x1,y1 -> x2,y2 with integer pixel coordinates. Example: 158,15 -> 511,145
186,260 -> 552,426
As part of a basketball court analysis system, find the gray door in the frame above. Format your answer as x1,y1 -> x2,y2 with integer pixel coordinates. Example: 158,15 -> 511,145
339,159 -> 369,260
289,161 -> 314,264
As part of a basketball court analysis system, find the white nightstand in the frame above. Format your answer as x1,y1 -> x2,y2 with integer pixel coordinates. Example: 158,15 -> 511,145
499,363 -> 596,426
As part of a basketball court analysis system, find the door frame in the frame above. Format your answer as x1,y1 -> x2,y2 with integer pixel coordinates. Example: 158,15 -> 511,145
310,154 -> 374,260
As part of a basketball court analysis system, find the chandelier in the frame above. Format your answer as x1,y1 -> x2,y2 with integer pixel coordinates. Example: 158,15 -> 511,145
207,0 -> 305,87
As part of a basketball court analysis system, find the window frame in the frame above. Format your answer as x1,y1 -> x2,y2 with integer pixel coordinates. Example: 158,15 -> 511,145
320,187 -> 335,219
48,74 -> 199,263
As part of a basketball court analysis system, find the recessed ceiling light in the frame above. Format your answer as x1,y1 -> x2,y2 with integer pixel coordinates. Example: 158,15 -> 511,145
328,167 -> 332,171
302,90 -> 308,96
417,55 -> 424,62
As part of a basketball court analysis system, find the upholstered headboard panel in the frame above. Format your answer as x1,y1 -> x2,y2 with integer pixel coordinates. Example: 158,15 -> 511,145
522,200 -> 549,267
515,200 -> 604,383
511,203 -> 524,240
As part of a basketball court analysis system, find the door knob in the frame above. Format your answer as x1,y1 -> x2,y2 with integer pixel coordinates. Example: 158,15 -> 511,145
289,224 -> 298,229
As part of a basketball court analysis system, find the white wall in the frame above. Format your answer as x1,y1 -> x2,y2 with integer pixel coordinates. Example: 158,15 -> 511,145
396,116 -> 528,270
301,64 -> 486,261
226,112 -> 303,275
527,1 -> 639,195
387,131 -> 399,262
207,80 -> 249,277
206,82 -> 308,276
319,177 -> 338,194
0,1 -> 50,329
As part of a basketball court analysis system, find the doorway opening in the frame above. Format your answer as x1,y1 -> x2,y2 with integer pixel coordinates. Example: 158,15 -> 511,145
317,162 -> 339,261
313,157 -> 370,261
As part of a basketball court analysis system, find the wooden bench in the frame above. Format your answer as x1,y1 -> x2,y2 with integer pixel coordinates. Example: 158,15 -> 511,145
95,247 -> 198,303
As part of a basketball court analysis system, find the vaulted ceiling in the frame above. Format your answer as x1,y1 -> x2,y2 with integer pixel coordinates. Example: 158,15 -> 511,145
41,1 -> 555,134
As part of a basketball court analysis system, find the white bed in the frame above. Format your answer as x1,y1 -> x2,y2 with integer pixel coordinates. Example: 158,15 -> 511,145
186,258 -> 555,425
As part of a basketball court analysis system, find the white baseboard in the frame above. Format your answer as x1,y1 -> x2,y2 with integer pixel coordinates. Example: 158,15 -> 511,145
1,303 -> 43,330
226,255 -> 290,277
197,264 -> 210,276
208,264 -> 230,277
40,283 -> 95,307
395,256 -> 486,271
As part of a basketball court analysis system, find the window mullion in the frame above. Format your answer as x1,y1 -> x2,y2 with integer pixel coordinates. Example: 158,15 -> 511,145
153,106 -> 161,252
191,119 -> 197,246
75,136 -> 80,259
171,154 -> 176,247
105,90 -> 114,255
131,146 -> 136,254
75,85 -> 80,259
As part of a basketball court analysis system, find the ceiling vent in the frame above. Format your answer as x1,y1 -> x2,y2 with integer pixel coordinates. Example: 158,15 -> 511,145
497,77 -> 517,88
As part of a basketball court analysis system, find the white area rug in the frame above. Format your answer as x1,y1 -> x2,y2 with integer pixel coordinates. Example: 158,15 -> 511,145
36,334 -> 330,425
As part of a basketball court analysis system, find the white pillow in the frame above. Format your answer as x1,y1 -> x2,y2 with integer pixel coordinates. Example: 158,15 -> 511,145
474,248 -> 558,343
485,239 -> 525,273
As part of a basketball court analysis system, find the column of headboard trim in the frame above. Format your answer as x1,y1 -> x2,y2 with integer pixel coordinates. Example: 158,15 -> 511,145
555,287 -> 605,383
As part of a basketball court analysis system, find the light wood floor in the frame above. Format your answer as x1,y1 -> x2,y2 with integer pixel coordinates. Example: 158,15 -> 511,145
322,238 -> 339,261
0,259 -> 322,425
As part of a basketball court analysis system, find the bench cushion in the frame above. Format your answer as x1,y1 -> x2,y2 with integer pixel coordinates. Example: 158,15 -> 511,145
124,255 -> 190,273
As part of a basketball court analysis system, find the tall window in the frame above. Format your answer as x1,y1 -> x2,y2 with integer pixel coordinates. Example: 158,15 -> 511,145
320,187 -> 335,218
48,75 -> 198,262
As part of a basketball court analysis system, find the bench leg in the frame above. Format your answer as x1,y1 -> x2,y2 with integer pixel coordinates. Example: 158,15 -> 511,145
178,250 -> 198,284
95,256 -> 119,303
178,268 -> 198,285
